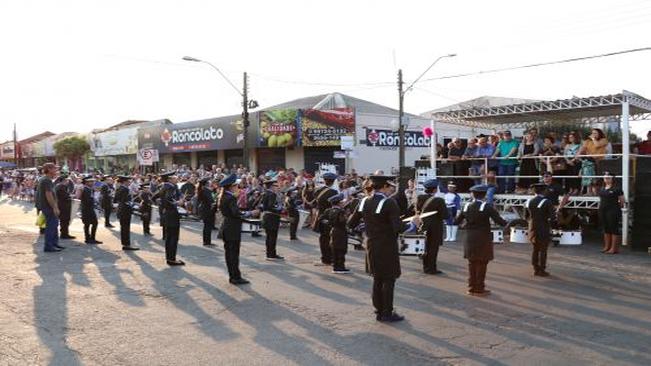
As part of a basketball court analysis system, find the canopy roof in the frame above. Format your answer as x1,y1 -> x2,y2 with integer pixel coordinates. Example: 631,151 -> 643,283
424,91 -> 651,129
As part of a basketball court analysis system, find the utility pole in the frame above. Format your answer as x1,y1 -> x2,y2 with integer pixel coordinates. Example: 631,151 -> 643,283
13,123 -> 18,167
398,69 -> 405,173
242,72 -> 250,170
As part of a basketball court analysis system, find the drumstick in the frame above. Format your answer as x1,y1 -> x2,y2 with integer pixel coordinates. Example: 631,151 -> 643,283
402,210 -> 438,222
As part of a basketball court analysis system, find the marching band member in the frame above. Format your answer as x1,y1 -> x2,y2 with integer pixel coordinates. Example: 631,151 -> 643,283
80,175 -> 102,244
55,174 -> 75,240
197,177 -> 216,247
324,193 -> 350,274
527,183 -> 555,277
416,179 -> 448,275
114,175 -> 139,251
454,184 -> 508,296
159,171 -> 184,266
100,176 -> 115,228
138,183 -> 153,236
261,178 -> 284,261
284,187 -> 300,241
313,172 -> 338,266
444,181 -> 461,242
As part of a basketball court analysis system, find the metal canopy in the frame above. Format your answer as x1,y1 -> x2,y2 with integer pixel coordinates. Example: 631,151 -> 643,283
427,91 -> 651,129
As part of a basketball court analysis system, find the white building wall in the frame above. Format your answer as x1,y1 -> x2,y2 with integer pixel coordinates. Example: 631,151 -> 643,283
285,146 -> 304,171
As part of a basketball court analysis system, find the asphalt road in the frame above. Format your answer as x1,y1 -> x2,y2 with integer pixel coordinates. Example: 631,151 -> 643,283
1,197 -> 650,366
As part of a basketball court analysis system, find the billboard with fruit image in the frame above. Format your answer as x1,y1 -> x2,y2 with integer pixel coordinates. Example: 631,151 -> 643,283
258,109 -> 300,148
301,108 -> 355,147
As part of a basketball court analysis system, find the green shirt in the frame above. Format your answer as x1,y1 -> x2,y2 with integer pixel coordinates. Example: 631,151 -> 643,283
497,140 -> 519,165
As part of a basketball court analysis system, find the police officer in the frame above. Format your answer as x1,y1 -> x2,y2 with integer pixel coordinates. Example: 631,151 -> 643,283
313,172 -> 338,266
55,174 -> 75,240
218,174 -> 258,285
160,171 -> 184,266
100,176 -> 115,228
261,178 -> 284,261
454,184 -> 508,296
324,193 -> 350,274
284,187 -> 300,240
114,175 -> 139,251
80,175 -> 102,244
416,179 -> 449,275
348,175 -> 412,322
527,183 -> 554,277
138,183 -> 153,236
197,177 -> 216,246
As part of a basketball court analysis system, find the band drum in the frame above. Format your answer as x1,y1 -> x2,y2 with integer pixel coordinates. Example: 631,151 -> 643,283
492,228 -> 504,244
553,230 -> 582,245
242,219 -> 261,233
399,235 -> 426,256
510,227 -> 529,244
298,209 -> 310,229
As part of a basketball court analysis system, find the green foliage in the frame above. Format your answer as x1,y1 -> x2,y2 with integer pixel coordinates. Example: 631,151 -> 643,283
53,136 -> 90,161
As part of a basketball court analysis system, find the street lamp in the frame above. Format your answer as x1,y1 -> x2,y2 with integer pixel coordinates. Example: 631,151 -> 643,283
397,53 -> 456,187
182,56 -> 258,169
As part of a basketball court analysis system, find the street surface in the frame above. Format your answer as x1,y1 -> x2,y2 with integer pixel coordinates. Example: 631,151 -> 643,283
1,198 -> 650,366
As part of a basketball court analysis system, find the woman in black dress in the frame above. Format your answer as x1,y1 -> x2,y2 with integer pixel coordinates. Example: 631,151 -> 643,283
517,132 -> 539,191
598,172 -> 624,254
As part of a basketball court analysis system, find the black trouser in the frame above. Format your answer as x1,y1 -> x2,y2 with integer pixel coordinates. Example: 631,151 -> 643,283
83,219 -> 98,242
531,239 -> 549,272
103,205 -> 112,225
332,246 -> 347,270
372,278 -> 396,316
224,240 -> 242,280
423,233 -> 441,272
142,211 -> 151,234
289,215 -> 298,239
59,213 -> 71,237
319,230 -> 333,264
468,260 -> 488,292
119,214 -> 131,246
202,216 -> 215,245
265,228 -> 278,257
165,225 -> 180,261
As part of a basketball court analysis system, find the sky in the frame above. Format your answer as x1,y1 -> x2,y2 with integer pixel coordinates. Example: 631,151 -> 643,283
1,0 -> 650,142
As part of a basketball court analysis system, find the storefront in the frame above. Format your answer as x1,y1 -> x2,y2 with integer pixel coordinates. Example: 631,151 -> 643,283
224,149 -> 243,168
256,148 -> 285,174
303,146 -> 343,174
197,150 -> 219,168
89,127 -> 139,172
172,152 -> 192,167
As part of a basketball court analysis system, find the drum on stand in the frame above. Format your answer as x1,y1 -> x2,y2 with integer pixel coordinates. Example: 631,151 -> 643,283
399,234 -> 426,256
492,227 -> 504,244
298,209 -> 309,229
509,227 -> 529,244
242,218 -> 261,234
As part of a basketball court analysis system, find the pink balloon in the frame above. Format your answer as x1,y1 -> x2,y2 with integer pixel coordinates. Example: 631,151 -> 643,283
422,126 -> 433,137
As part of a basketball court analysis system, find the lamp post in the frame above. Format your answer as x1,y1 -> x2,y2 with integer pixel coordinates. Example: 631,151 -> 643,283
182,56 -> 258,169
397,54 -> 456,185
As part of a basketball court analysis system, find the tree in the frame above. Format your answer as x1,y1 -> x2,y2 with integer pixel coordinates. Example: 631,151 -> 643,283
54,136 -> 90,168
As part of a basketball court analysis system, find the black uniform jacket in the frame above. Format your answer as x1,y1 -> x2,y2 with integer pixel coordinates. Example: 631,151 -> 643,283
325,206 -> 347,250
197,187 -> 216,221
348,193 -> 405,279
261,189 -> 282,230
160,182 -> 181,227
114,185 -> 133,220
139,191 -> 152,216
219,190 -> 249,242
454,200 -> 507,261
100,184 -> 113,209
80,186 -> 97,222
416,194 -> 448,238
314,186 -> 337,232
55,182 -> 72,218
526,195 -> 554,243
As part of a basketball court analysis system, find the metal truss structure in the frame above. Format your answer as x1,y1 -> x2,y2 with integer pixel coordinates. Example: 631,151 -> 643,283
458,193 -> 601,209
427,91 -> 651,129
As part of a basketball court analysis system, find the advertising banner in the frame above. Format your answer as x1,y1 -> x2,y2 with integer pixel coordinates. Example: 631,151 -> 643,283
90,128 -> 139,156
301,108 -> 355,147
138,117 -> 246,153
365,128 -> 431,148
137,148 -> 159,165
258,109 -> 300,148
0,143 -> 14,159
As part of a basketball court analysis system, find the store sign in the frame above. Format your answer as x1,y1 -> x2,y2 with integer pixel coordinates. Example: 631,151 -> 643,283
90,128 -> 139,156
258,109 -> 300,148
137,148 -> 159,165
0,144 -> 14,159
138,118 -> 245,153
365,128 -> 431,147
302,108 -> 355,147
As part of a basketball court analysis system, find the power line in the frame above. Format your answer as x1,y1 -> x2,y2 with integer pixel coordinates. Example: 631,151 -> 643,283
420,47 -> 651,83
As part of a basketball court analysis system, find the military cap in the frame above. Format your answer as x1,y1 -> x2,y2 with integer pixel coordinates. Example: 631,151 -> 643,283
328,193 -> 345,204
368,175 -> 397,187
117,175 -> 131,183
469,184 -> 489,193
159,171 -> 176,181
423,179 -> 438,189
322,172 -> 338,181
219,174 -> 240,187
82,175 -> 96,182
139,183 -> 150,189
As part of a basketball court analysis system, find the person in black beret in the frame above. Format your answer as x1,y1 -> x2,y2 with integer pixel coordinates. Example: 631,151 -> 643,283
80,175 -> 102,244
114,175 -> 139,251
526,183 -> 554,277
218,174 -> 259,285
313,172 -> 339,266
284,187 -> 301,240
197,177 -> 216,246
260,178 -> 284,261
454,184 -> 508,296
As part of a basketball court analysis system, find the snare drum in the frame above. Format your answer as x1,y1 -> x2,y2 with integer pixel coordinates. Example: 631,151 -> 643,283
492,228 -> 504,244
242,219 -> 261,233
298,209 -> 309,229
509,227 -> 529,244
399,235 -> 426,256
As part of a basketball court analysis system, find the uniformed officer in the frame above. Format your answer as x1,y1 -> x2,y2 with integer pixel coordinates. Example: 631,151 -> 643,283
454,184 -> 508,296
55,174 -> 75,240
325,193 -> 350,274
197,177 -> 216,246
260,178 -> 284,261
114,175 -> 139,251
138,183 -> 153,236
100,176 -> 115,228
348,175 -> 412,322
527,183 -> 554,277
218,174 -> 258,285
416,179 -> 449,275
313,172 -> 338,266
80,175 -> 102,244
284,187 -> 301,240
159,171 -> 185,266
